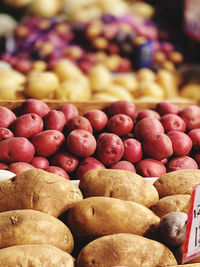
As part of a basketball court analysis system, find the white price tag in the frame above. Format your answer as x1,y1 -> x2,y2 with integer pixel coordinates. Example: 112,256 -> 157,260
182,183 -> 200,263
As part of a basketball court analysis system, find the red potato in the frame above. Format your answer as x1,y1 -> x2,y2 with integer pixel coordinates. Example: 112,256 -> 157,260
137,109 -> 161,121
0,163 -> 8,170
0,127 -> 14,141
160,114 -> 186,133
97,132 -> 109,143
107,100 -> 138,120
156,102 -> 180,115
0,106 -> 16,128
44,110 -> 66,132
142,133 -> 173,160
111,160 -> 136,173
107,114 -> 133,136
30,157 -> 49,169
136,158 -> 166,177
194,153 -> 200,168
160,158 -> 168,165
134,117 -> 164,141
179,105 -> 200,130
0,137 -> 35,163
59,103 -> 79,123
76,157 -> 105,180
167,156 -> 198,172
21,99 -> 50,117
188,128 -> 200,150
123,138 -> 143,163
97,133 -> 124,166
167,131 -> 192,156
84,110 -> 108,132
51,151 -> 79,173
45,166 -> 70,179
66,129 -> 96,158
10,113 -> 43,138
7,162 -> 35,174
31,130 -> 65,157
66,116 -> 93,134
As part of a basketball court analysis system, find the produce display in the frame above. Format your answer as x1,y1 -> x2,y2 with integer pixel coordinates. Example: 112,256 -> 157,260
0,99 -> 200,178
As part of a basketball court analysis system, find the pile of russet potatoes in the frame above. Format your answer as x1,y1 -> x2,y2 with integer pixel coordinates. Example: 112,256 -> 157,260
1,166 -> 200,265
1,99 -> 200,178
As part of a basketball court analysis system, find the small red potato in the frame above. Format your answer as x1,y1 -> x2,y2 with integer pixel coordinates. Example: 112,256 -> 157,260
67,129 -> 96,158
167,156 -> 198,172
45,166 -> 70,179
107,100 -> 138,120
59,103 -> 79,123
0,127 -> 14,141
30,156 -> 49,169
97,133 -> 124,166
31,130 -> 65,157
51,151 -> 79,173
66,116 -> 93,134
11,113 -> 43,139
142,133 -> 173,160
111,160 -> 136,173
123,138 -> 143,163
136,158 -> 166,177
160,158 -> 168,165
167,131 -> 192,156
84,109 -> 108,132
160,114 -> 186,133
137,109 -> 161,121
44,110 -> 66,132
0,137 -> 35,163
7,162 -> 35,174
188,128 -> 200,150
21,98 -> 50,117
76,157 -> 105,180
107,114 -> 133,136
156,102 -> 180,115
0,163 -> 8,170
179,105 -> 200,130
0,106 -> 16,128
134,117 -> 164,141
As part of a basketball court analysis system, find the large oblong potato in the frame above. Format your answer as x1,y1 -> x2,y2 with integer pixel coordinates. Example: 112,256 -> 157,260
77,233 -> 177,267
0,245 -> 75,267
0,209 -> 74,253
154,169 -> 200,198
151,194 -> 191,218
0,169 -> 83,217
79,169 -> 159,207
67,196 -> 160,243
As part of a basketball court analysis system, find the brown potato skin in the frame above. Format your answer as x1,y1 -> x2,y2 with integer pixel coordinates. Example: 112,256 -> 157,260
0,169 -> 83,217
77,233 -> 177,267
0,209 -> 74,253
151,194 -> 191,218
67,197 -> 160,243
0,245 -> 75,267
79,169 -> 159,207
153,169 -> 200,198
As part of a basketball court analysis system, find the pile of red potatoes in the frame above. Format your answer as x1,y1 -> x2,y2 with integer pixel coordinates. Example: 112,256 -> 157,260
0,99 -> 200,179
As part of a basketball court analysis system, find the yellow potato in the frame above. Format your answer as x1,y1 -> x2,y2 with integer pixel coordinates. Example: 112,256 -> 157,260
88,64 -> 112,91
137,68 -> 156,82
0,245 -> 75,267
30,0 -> 62,17
53,59 -> 84,81
154,169 -> 200,198
0,209 -> 74,253
55,77 -> 91,101
24,71 -> 59,99
156,69 -> 178,98
0,169 -> 83,217
67,196 -> 160,243
91,92 -> 119,102
100,83 -> 134,100
77,233 -> 177,267
180,83 -> 200,100
79,169 -> 159,207
113,73 -> 138,92
151,194 -> 191,218
134,81 -> 165,99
